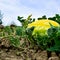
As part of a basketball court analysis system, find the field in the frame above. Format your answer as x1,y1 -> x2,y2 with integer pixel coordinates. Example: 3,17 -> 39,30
0,14 -> 60,60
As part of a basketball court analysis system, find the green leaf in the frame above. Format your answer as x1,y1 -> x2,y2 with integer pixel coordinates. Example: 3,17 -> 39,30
4,26 -> 12,35
9,36 -> 20,47
47,26 -> 58,37
26,26 -> 34,36
16,26 -> 23,36
47,46 -> 60,52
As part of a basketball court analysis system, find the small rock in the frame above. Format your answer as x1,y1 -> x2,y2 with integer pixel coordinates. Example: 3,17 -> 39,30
5,57 -> 10,60
10,55 -> 15,58
26,58 -> 31,60
48,57 -> 59,60
51,52 -> 57,57
35,51 -> 48,60
16,52 -> 21,56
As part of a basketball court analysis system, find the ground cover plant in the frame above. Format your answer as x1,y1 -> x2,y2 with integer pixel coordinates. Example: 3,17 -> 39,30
0,14 -> 60,60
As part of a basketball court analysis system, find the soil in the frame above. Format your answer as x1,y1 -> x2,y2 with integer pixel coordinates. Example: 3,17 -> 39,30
0,38 -> 60,60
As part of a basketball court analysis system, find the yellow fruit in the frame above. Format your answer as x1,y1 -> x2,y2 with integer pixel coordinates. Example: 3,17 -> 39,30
27,19 -> 59,36
32,26 -> 48,36
28,19 -> 59,28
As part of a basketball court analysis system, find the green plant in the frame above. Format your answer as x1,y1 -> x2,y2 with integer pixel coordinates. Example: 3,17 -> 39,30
38,15 -> 47,20
3,26 -> 12,35
0,14 -> 60,51
48,14 -> 60,24
47,26 -> 60,52
26,22 -> 60,51
16,26 -> 23,36
17,14 -> 35,28
8,36 -> 20,47
15,26 -> 26,37
26,27 -> 35,45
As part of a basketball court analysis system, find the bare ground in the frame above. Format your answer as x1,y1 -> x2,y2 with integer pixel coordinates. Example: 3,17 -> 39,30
0,38 -> 60,60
